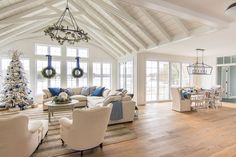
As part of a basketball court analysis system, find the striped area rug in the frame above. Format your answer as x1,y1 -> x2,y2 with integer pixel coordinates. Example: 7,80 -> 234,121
21,107 -> 136,157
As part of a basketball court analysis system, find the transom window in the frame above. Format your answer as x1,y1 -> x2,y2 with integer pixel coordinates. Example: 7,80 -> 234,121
66,47 -> 88,58
36,44 -> 61,56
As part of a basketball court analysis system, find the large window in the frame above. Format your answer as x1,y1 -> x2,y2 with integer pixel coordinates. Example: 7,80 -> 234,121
146,61 -> 193,102
119,61 -> 133,93
159,62 -> 169,100
36,44 -> 61,56
36,60 -> 61,94
171,63 -> 181,87
67,61 -> 88,87
93,63 -> 111,89
146,61 -> 158,102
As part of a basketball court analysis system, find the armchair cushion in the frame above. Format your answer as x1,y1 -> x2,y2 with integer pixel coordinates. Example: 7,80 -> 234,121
70,95 -> 87,101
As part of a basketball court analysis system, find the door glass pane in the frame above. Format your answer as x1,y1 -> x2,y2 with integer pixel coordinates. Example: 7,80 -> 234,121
120,63 -> 125,89
159,62 -> 169,100
126,61 -> 133,93
146,61 -> 158,101
230,66 -> 236,97
171,63 -> 180,87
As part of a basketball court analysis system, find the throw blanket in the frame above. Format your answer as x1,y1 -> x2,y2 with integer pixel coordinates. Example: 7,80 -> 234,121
110,101 -> 123,121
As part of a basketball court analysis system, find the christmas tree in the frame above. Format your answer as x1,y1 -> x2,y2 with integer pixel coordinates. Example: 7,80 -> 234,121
1,50 -> 33,110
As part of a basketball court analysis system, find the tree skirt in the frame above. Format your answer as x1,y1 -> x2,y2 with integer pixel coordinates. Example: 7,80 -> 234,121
21,108 -> 137,157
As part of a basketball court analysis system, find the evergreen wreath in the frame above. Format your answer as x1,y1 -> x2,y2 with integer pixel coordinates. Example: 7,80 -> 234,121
41,67 -> 56,79
72,67 -> 84,78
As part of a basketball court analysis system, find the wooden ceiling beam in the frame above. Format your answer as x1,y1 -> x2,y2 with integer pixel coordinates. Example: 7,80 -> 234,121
90,0 -> 147,49
172,17 -> 190,36
110,1 -> 159,44
77,0 -> 139,52
114,0 -> 228,28
138,7 -> 171,42
71,0 -> 130,54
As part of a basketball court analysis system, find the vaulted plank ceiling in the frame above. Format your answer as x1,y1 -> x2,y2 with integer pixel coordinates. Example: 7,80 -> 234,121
0,0 -> 220,59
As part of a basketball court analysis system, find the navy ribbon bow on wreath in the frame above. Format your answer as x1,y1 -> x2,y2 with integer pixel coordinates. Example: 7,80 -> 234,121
72,57 -> 84,78
41,55 -> 56,79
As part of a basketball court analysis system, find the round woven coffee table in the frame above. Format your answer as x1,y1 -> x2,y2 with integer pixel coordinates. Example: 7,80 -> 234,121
44,100 -> 79,122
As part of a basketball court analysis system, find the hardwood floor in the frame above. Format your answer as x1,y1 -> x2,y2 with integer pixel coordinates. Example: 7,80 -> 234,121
62,102 -> 236,157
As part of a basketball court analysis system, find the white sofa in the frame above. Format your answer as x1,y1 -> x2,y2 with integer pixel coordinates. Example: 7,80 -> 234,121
171,88 -> 191,112
86,96 -> 135,124
42,87 -> 136,124
0,114 -> 48,157
59,104 -> 112,156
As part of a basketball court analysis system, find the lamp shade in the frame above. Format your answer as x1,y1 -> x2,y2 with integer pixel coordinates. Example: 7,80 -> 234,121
225,3 -> 236,15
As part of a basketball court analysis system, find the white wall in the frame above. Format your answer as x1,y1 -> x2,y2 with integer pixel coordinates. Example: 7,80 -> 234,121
0,37 -> 118,102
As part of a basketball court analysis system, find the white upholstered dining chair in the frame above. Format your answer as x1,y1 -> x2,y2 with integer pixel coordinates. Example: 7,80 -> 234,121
171,88 -> 191,112
59,104 -> 112,156
0,114 -> 48,157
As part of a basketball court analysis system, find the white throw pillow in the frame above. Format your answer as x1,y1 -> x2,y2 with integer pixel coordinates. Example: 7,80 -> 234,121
71,87 -> 83,95
102,89 -> 111,97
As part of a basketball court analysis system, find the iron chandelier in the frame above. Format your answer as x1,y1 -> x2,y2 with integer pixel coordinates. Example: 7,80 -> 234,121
44,0 -> 90,45
187,49 -> 213,75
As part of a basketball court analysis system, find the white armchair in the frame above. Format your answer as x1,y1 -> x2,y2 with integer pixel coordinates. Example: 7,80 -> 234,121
59,104 -> 112,156
0,115 -> 48,157
171,88 -> 191,112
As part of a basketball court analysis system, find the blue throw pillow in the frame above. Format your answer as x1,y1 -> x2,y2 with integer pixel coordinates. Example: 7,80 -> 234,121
92,87 -> 105,96
48,87 -> 61,96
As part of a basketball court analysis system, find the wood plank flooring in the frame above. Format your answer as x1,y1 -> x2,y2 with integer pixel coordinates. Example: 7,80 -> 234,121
61,102 -> 236,157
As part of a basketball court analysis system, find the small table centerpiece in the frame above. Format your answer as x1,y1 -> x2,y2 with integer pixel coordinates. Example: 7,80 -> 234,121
52,92 -> 71,104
